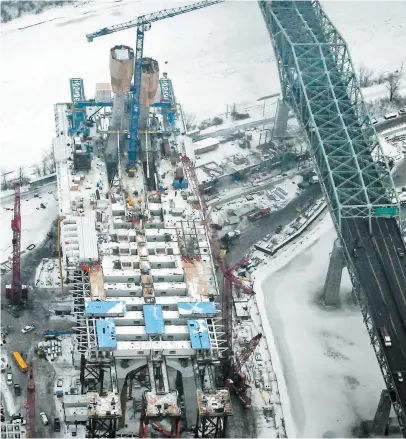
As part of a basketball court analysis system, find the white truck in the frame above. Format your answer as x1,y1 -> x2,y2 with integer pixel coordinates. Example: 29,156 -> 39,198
381,326 -> 392,347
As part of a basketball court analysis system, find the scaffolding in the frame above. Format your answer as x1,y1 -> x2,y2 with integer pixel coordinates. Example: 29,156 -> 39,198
194,389 -> 232,438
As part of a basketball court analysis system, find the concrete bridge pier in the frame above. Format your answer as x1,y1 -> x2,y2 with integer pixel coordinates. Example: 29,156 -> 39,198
372,389 -> 392,437
272,99 -> 289,138
323,238 -> 346,306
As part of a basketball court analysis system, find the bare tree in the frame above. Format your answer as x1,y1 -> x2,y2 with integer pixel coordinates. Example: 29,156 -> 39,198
18,167 -> 30,186
183,112 -> 196,132
33,164 -> 42,178
41,154 -> 48,176
1,169 -> 9,191
386,64 -> 404,102
359,66 -> 374,88
44,148 -> 56,174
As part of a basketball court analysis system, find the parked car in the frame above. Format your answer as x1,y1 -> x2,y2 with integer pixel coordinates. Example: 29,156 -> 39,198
54,418 -> 61,432
21,324 -> 35,334
40,412 -> 49,426
6,373 -> 13,386
14,384 -> 21,396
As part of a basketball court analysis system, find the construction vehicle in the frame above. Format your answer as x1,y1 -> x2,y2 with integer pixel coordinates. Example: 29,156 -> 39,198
248,207 -> 271,221
86,0 -> 223,170
225,333 -> 262,408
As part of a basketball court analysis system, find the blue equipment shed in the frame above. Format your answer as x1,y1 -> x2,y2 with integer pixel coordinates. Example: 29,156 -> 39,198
96,318 -> 117,350
187,319 -> 211,350
178,302 -> 216,317
85,300 -> 126,317
143,305 -> 164,335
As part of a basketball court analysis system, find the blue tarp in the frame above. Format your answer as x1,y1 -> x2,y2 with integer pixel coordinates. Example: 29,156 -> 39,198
96,318 -> 117,350
187,320 -> 211,350
85,300 -> 126,317
143,305 -> 164,335
178,302 -> 216,316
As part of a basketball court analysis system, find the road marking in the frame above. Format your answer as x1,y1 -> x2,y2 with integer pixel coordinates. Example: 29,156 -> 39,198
390,314 -> 398,336
384,220 -> 406,286
377,220 -> 406,306
367,258 -> 387,305
390,314 -> 406,360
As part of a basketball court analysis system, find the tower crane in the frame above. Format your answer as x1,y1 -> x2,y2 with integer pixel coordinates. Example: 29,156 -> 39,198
86,0 -> 224,170
5,182 -> 25,306
25,363 -> 36,438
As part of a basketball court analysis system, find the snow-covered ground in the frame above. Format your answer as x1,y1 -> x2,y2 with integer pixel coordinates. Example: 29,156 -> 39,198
35,258 -> 62,289
212,174 -> 302,228
1,0 -> 406,172
362,80 -> 406,104
0,192 -> 58,264
197,97 -> 280,136
253,214 -> 386,437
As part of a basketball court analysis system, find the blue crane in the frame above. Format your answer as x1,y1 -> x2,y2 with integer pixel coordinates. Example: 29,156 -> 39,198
86,0 -> 224,170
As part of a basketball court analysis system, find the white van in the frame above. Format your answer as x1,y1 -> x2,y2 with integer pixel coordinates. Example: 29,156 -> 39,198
40,412 -> 49,426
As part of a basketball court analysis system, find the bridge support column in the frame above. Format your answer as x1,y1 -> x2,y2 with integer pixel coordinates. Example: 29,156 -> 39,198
323,238 -> 345,306
272,99 -> 289,138
372,389 -> 391,437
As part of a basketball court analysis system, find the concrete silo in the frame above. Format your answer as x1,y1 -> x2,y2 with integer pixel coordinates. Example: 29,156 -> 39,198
110,45 -> 134,95
139,57 -> 160,128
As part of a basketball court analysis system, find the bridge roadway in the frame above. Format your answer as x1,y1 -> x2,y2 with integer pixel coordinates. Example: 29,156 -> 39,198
342,217 -> 406,417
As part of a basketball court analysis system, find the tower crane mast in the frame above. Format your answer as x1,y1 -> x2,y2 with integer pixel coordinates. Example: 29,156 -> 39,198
25,363 -> 36,438
5,183 -> 22,305
86,0 -> 224,169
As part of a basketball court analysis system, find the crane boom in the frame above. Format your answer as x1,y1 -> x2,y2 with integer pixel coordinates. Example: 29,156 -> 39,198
86,0 -> 223,168
86,0 -> 224,42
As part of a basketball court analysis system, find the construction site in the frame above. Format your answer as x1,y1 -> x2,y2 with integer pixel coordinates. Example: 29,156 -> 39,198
3,1 -> 406,438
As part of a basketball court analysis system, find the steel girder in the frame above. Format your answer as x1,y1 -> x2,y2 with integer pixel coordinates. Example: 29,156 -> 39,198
70,267 -> 98,354
258,1 -> 400,233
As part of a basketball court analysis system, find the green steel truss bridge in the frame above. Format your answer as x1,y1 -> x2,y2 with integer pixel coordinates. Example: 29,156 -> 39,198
258,0 -> 406,434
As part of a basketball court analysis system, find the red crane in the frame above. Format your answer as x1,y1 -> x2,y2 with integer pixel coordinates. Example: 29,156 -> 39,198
226,333 -> 262,408
180,156 -> 262,407
225,258 -> 254,296
25,363 -> 36,438
5,182 -> 26,305
180,156 -> 233,358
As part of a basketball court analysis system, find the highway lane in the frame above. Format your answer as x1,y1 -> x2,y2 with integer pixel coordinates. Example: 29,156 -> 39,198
372,218 -> 406,330
343,217 -> 406,421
